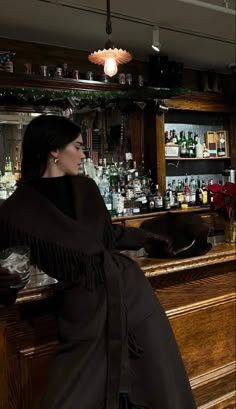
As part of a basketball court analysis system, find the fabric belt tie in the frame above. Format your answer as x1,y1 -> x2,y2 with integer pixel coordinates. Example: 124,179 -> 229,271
104,251 -> 130,409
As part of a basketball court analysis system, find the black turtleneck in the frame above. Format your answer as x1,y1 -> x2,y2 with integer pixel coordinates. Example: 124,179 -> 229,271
29,175 -> 76,219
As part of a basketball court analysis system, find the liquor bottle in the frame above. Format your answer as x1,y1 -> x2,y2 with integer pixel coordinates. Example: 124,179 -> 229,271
138,155 -> 146,177
178,131 -> 184,144
187,132 -> 196,158
111,188 -> 118,217
202,144 -> 210,158
4,156 -> 12,175
125,175 -> 135,201
164,131 -> 169,144
166,183 -> 175,207
189,178 -> 197,206
179,132 -> 187,158
207,178 -> 214,205
62,63 -> 69,78
109,162 -> 119,191
201,181 -> 208,206
14,146 -> 21,182
176,180 -> 184,206
172,129 -> 178,144
195,137 -> 203,158
195,178 -> 203,206
98,174 -> 110,198
14,158 -> 21,182
171,180 -> 178,208
183,176 -> 190,204
117,162 -> 126,190
104,192 -> 112,214
163,191 -> 171,210
133,171 -> 142,197
116,189 -> 124,216
147,192 -> 155,212
153,184 -> 163,210
217,132 -> 226,157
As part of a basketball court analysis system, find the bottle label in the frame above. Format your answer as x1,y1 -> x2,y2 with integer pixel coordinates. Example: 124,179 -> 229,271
202,191 -> 208,204
106,203 -> 112,211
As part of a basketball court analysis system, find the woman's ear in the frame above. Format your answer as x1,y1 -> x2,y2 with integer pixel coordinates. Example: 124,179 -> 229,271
49,149 -> 59,160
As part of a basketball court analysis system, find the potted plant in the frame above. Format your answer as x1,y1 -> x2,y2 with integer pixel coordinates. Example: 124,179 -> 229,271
208,182 -> 236,243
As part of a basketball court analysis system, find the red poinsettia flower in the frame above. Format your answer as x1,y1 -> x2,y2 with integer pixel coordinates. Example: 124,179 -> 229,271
208,182 -> 236,221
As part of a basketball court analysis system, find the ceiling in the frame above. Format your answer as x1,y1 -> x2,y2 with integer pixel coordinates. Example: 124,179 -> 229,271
0,0 -> 235,74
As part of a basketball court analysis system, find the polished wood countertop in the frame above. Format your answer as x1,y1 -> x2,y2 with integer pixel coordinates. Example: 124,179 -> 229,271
14,238 -> 235,305
125,241 -> 236,278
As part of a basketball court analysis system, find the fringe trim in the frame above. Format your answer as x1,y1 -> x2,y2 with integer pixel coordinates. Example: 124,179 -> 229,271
119,394 -> 152,409
1,221 -> 105,290
103,209 -> 115,250
128,332 -> 144,359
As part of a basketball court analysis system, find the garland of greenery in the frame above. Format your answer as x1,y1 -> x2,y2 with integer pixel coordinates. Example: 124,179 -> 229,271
0,86 -> 190,109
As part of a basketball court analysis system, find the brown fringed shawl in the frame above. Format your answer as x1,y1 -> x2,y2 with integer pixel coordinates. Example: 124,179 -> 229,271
0,175 -> 114,289
0,175 -> 127,409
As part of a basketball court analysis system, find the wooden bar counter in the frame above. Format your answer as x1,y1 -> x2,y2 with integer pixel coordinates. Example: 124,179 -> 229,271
0,239 -> 235,409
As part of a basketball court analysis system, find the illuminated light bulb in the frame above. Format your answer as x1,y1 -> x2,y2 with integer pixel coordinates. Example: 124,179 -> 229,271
104,57 -> 118,77
152,44 -> 160,52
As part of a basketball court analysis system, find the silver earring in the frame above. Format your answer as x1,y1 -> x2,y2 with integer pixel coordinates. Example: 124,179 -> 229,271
54,158 -> 59,164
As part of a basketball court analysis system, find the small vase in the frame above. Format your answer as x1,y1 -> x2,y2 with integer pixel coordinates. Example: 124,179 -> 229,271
224,220 -> 236,243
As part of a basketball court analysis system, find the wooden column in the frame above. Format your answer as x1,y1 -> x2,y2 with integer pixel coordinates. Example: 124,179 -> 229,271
0,321 -> 8,409
229,108 -> 236,169
131,110 -> 143,166
144,106 -> 157,182
156,112 -> 166,194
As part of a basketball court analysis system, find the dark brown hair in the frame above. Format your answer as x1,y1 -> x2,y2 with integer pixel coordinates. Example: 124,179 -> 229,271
21,115 -> 81,181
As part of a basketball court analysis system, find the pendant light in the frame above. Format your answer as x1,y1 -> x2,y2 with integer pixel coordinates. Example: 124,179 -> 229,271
88,0 -> 132,77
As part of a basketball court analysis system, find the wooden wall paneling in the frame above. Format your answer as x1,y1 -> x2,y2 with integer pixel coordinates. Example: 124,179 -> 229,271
191,363 -> 236,408
156,112 -> 166,194
167,296 -> 235,379
165,93 -> 234,113
0,298 -> 58,409
19,342 -> 57,409
151,265 -> 236,409
0,37 -> 145,79
0,321 -> 8,409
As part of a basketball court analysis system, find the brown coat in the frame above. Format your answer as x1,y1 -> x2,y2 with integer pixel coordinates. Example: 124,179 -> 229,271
0,176 -> 196,409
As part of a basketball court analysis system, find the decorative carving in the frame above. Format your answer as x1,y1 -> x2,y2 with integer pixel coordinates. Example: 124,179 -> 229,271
19,342 -> 57,409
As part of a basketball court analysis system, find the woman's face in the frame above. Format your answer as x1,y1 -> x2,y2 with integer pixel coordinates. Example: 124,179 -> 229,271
52,134 -> 86,176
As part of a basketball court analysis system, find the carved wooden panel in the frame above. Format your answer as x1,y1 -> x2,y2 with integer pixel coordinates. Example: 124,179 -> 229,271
151,267 -> 236,409
19,342 -> 57,409
0,322 -> 8,409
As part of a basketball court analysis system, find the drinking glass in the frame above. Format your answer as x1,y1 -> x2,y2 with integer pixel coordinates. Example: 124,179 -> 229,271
0,246 -> 30,288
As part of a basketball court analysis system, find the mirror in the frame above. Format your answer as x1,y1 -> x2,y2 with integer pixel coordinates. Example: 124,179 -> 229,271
0,107 -> 139,174
0,112 -> 44,174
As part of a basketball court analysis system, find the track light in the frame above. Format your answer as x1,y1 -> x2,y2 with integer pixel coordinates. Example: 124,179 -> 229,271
155,100 -> 169,112
152,25 -> 161,52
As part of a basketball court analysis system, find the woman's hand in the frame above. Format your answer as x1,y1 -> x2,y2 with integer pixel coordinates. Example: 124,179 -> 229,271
144,232 -> 195,257
0,266 -> 24,306
0,266 -> 22,288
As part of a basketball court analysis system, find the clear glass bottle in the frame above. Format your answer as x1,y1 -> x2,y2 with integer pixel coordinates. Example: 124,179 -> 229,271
217,132 -> 226,157
153,184 -> 163,210
104,192 -> 112,214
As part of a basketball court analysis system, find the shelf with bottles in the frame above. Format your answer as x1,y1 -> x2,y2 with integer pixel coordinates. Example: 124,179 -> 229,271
164,108 -> 231,165
165,156 -> 231,160
0,70 -> 173,95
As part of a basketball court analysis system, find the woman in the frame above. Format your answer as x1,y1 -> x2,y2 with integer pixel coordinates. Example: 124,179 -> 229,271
0,115 -> 196,409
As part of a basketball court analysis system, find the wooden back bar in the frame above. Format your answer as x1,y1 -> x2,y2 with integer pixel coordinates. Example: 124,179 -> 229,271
0,238 -> 235,409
